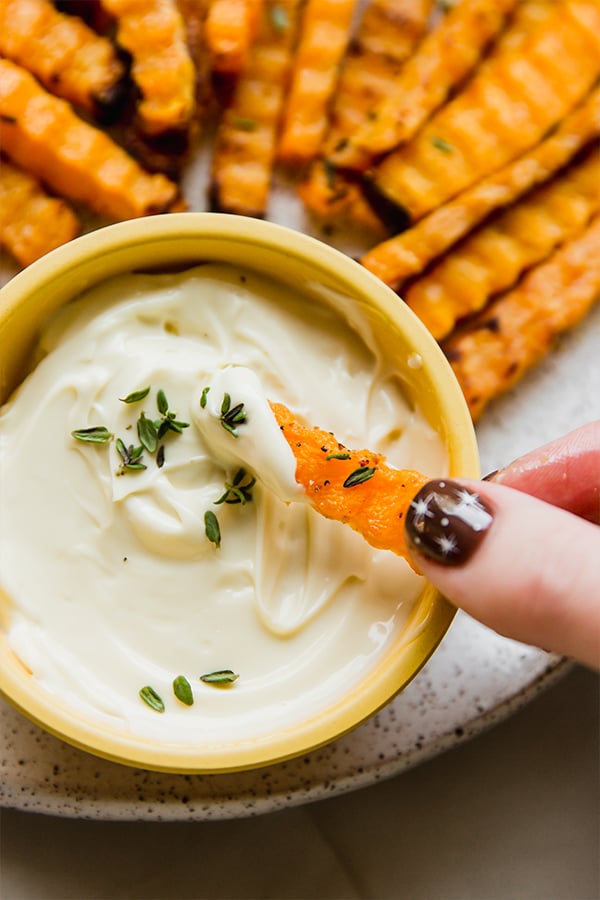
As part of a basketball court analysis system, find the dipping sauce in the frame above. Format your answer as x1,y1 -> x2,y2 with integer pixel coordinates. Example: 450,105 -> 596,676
0,264 -> 446,743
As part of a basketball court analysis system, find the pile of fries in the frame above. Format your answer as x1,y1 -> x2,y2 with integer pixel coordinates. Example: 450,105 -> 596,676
1,0 -> 599,420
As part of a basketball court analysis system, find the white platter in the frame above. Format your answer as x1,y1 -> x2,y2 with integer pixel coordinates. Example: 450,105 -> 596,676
1,133 -> 598,820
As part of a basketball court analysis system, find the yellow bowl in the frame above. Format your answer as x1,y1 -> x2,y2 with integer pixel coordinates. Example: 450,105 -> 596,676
0,214 -> 479,772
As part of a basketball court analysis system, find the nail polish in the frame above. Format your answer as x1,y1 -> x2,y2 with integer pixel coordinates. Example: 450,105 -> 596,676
405,479 -> 494,566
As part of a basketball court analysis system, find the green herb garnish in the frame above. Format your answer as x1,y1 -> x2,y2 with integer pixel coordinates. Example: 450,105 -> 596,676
155,388 -> 190,438
200,386 -> 210,408
204,510 -> 221,548
137,412 -> 158,453
231,115 -> 258,132
0,114 -> 17,125
270,4 -> 289,30
214,468 -> 256,505
200,670 -> 239,685
71,426 -> 113,444
343,466 -> 377,488
120,386 -> 150,404
326,452 -> 351,461
219,393 -> 247,437
116,438 -> 147,475
431,136 -> 454,154
139,685 -> 165,712
156,444 -> 165,468
173,675 -> 194,706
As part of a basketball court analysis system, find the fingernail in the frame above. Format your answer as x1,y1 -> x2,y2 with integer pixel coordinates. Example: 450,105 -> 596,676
482,469 -> 498,481
405,479 -> 494,566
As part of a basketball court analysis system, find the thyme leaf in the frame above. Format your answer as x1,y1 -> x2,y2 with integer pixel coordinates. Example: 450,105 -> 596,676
219,394 -> 247,437
204,510 -> 221,548
139,685 -> 164,712
326,452 -> 351,461
431,136 -> 454,154
200,386 -> 210,408
231,115 -> 258,132
137,412 -> 158,453
343,466 -> 377,488
200,670 -> 239,685
157,389 -> 169,415
214,468 -> 256,505
71,426 -> 113,444
270,4 -> 289,30
120,386 -> 150,404
173,675 -> 194,706
116,438 -> 147,475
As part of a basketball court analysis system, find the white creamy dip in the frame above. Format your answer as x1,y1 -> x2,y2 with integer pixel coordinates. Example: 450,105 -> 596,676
0,264 -> 446,743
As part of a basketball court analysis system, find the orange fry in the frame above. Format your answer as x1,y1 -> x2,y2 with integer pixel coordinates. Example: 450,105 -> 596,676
443,216 -> 600,421
210,0 -> 301,216
360,86 -> 600,290
339,0 -> 520,171
100,0 -> 195,134
0,58 -> 181,220
0,0 -> 125,116
0,158 -> 80,267
405,148 -> 600,340
270,401 -> 429,563
205,0 -> 264,74
371,0 -> 600,222
277,0 -> 357,165
320,0 -> 433,174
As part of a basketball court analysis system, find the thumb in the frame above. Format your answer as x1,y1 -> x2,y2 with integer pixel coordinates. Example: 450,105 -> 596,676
404,478 -> 600,670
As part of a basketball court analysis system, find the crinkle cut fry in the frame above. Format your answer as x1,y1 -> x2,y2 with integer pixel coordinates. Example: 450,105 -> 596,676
99,0 -> 195,135
371,0 -> 600,221
0,158 -> 80,267
205,0 -> 264,74
210,0 -> 302,217
360,85 -> 600,290
0,0 -> 124,115
443,216 -> 600,421
0,58 -> 181,220
405,148 -> 600,340
277,0 -> 357,165
323,0 -> 432,171
299,0 -> 432,219
337,0 -> 520,171
270,402 -> 429,566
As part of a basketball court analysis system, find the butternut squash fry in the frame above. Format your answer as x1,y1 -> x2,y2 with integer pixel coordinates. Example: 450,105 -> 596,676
0,0 -> 125,116
277,0 -> 357,165
443,216 -> 600,421
361,86 -> 600,289
0,158 -> 80,267
299,0 -> 432,216
320,0 -> 433,172
205,0 -> 264,74
0,58 -> 181,220
372,0 -> 600,221
100,0 -> 195,135
406,149 -> 600,340
339,0 -> 521,171
210,0 -> 301,217
270,401 -> 429,564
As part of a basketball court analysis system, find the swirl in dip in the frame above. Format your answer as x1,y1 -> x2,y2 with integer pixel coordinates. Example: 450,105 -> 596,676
0,264 -> 446,743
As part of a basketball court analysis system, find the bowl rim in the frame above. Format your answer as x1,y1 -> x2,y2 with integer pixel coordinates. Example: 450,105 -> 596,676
0,213 -> 479,772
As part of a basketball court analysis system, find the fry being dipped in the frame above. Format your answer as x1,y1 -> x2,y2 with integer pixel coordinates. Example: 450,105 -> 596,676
270,401 -> 429,565
196,368 -> 432,568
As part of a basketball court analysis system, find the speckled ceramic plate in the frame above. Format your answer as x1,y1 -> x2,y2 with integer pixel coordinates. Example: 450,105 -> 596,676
1,139 -> 598,820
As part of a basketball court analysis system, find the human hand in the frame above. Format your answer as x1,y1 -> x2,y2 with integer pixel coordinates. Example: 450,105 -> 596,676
404,421 -> 600,669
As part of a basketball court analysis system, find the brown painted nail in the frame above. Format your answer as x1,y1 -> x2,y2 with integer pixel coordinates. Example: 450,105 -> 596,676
405,479 -> 494,566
